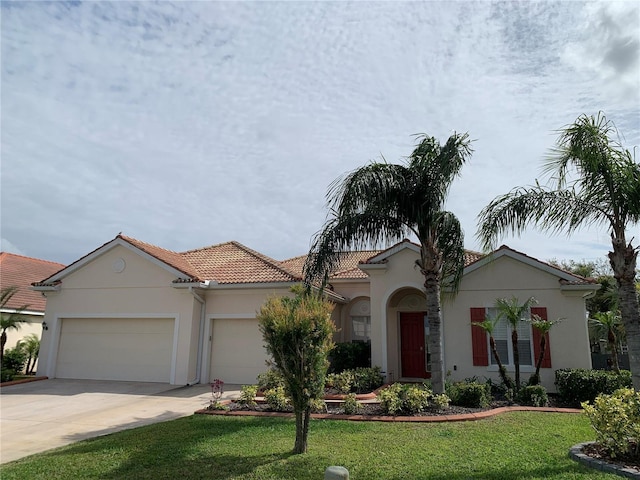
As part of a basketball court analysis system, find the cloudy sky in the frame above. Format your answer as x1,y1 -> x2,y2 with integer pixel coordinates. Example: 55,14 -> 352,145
2,1 -> 639,268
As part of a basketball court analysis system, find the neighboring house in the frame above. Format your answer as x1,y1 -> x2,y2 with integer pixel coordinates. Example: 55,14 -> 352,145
0,252 -> 66,352
34,235 -> 598,391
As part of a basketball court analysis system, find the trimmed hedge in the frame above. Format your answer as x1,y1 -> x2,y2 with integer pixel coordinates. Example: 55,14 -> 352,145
446,381 -> 491,408
554,368 -> 632,407
516,385 -> 548,407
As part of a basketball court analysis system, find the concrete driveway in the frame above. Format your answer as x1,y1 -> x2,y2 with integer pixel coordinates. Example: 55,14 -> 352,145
0,378 -> 240,464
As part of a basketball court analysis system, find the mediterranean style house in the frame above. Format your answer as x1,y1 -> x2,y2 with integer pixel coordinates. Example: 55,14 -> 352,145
34,234 -> 599,391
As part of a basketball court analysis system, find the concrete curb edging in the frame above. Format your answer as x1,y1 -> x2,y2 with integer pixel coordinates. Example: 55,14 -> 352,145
196,404 -> 582,423
569,442 -> 640,479
0,376 -> 48,388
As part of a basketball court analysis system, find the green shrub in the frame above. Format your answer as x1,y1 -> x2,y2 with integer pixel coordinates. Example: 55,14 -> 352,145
264,386 -> 290,411
326,367 -> 384,394
238,385 -> 258,407
582,388 -> 640,459
342,393 -> 361,415
432,393 -> 451,410
351,366 -> 384,393
329,342 -> 370,373
447,381 -> 490,408
555,369 -> 632,407
378,383 -> 404,415
516,385 -> 548,407
1,368 -> 16,383
326,371 -> 354,394
404,385 -> 431,414
378,383 -> 432,415
310,398 -> 327,413
2,347 -> 27,373
256,369 -> 285,391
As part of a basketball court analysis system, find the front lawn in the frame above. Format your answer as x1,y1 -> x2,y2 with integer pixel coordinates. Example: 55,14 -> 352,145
3,412 -> 610,479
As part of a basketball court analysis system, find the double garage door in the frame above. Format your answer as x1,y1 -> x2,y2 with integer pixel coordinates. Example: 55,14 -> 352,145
209,318 -> 268,385
56,318 -> 174,383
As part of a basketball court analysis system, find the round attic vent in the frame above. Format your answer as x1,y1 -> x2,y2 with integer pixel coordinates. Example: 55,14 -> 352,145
112,257 -> 126,273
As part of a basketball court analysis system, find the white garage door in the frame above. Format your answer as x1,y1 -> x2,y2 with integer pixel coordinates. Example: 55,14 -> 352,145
56,318 -> 174,383
210,318 -> 268,385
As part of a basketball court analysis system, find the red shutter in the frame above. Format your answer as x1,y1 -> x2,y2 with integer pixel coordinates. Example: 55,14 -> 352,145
531,307 -> 551,368
470,308 -> 489,366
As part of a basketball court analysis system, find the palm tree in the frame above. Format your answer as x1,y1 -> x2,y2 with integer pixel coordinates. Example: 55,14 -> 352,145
478,113 -> 640,390
494,296 -> 537,392
589,311 -> 624,373
304,132 -> 473,394
472,312 -> 514,389
20,333 -> 40,375
529,315 -> 559,385
1,286 -> 30,366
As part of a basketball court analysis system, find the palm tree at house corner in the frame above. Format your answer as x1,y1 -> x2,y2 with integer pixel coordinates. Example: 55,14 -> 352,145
477,113 -> 640,390
1,286 -> 30,366
303,132 -> 474,394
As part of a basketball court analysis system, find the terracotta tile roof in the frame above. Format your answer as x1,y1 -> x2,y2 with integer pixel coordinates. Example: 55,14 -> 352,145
182,241 -> 301,284
282,246 -> 486,280
0,252 -> 65,312
280,251 -> 382,280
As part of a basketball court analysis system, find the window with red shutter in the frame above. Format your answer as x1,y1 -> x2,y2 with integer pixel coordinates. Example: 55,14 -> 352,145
470,308 -> 489,366
531,307 -> 551,368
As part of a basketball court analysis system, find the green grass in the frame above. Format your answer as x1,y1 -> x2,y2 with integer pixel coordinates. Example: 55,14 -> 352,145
2,412 -> 611,479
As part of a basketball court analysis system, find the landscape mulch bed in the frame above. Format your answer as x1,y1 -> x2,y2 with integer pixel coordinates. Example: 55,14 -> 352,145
581,441 -> 640,472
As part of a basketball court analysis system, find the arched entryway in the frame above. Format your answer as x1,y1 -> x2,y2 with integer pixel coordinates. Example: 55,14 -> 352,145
386,288 -> 429,381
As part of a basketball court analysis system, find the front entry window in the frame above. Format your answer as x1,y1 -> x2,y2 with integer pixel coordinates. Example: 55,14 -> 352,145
351,315 -> 371,342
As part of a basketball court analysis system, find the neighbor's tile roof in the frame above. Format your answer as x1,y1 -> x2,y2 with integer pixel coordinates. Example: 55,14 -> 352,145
0,252 -> 65,311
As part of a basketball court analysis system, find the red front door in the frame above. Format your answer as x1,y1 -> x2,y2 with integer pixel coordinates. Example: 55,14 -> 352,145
400,312 -> 427,378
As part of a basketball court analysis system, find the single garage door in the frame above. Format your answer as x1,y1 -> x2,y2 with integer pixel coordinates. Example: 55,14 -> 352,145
56,318 -> 174,383
210,318 -> 268,385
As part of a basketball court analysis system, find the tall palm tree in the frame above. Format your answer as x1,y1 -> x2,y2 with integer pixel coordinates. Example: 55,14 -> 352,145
304,132 -> 473,394
589,311 -> 624,373
478,113 -> 640,389
1,286 -> 29,366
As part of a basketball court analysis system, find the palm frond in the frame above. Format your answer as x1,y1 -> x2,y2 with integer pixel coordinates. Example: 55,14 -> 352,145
477,186 -> 609,251
303,211 -> 409,284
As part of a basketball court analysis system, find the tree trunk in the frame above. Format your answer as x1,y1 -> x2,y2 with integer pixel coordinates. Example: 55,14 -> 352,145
531,334 -> 546,385
424,275 -> 444,394
293,407 -> 310,454
0,330 -> 6,366
608,236 -> 640,390
489,336 -> 513,389
511,329 -> 520,392
607,330 -> 621,373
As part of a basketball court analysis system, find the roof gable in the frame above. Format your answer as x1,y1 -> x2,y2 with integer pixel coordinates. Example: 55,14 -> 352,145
0,252 -> 65,311
35,236 -> 200,286
464,245 -> 598,286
